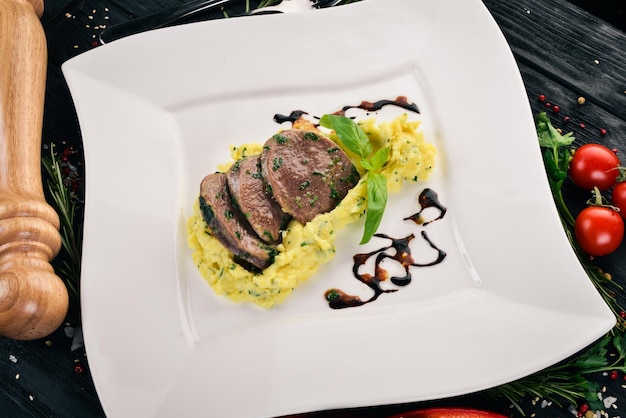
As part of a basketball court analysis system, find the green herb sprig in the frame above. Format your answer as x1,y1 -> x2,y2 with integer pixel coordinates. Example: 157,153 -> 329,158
535,112 -> 626,325
319,114 -> 390,244
536,111 -> 576,226
488,331 -> 626,414
485,112 -> 626,414
42,144 -> 83,320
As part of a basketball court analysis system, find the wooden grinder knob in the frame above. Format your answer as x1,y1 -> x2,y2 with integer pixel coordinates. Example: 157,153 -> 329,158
0,0 -> 69,340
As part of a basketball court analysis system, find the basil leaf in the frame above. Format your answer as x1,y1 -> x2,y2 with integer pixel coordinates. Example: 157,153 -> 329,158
361,159 -> 374,171
319,114 -> 372,159
366,146 -> 390,171
361,173 -> 387,244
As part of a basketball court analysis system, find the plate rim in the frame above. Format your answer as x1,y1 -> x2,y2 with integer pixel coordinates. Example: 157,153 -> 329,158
62,0 -> 616,416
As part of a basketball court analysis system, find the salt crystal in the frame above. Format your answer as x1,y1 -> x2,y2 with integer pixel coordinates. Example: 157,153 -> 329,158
603,396 -> 617,409
64,326 -> 75,338
71,326 -> 84,351
8,354 -> 17,363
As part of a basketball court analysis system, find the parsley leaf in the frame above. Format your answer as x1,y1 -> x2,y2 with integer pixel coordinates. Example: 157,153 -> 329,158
537,111 -> 574,150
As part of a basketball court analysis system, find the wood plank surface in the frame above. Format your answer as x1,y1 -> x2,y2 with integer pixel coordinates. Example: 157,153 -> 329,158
0,0 -> 625,416
483,0 -> 626,117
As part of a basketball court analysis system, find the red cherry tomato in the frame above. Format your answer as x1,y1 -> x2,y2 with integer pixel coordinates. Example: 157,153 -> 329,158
569,144 -> 620,191
612,182 -> 626,219
387,408 -> 507,418
575,206 -> 624,256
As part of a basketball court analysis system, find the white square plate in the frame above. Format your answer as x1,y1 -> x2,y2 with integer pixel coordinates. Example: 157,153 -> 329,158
62,0 -> 615,417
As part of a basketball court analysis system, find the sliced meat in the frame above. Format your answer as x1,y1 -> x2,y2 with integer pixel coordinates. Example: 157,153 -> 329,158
260,129 -> 360,224
199,173 -> 276,271
227,155 -> 288,244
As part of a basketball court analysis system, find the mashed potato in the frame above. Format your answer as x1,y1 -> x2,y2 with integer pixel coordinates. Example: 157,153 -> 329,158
187,113 -> 436,308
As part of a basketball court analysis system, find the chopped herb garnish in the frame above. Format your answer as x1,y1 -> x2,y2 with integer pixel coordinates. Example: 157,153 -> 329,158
272,157 -> 283,171
325,289 -> 340,301
199,196 -> 215,223
273,133 -> 290,144
329,184 -> 339,200
303,132 -> 319,141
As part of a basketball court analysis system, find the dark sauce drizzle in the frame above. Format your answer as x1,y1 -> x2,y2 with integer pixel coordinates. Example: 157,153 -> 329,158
404,188 -> 447,226
272,96 -> 419,126
335,96 -> 420,116
274,110 -> 308,124
325,188 -> 448,309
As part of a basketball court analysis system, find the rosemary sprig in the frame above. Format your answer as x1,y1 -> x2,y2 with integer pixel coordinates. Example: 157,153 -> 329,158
487,330 -> 626,414
41,143 -> 83,318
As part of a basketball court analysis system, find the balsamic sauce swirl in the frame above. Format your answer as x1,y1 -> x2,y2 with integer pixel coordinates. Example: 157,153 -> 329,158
273,96 -> 419,125
325,188 -> 448,309
335,96 -> 420,116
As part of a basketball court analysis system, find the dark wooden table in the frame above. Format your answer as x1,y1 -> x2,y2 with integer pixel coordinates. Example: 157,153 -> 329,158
1,0 -> 625,416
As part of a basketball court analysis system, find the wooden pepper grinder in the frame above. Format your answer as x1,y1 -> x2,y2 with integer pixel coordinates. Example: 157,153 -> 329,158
0,0 -> 69,340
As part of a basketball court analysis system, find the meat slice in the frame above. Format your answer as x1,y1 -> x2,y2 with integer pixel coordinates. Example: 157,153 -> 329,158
227,155 -> 287,244
199,173 -> 276,271
260,129 -> 360,224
